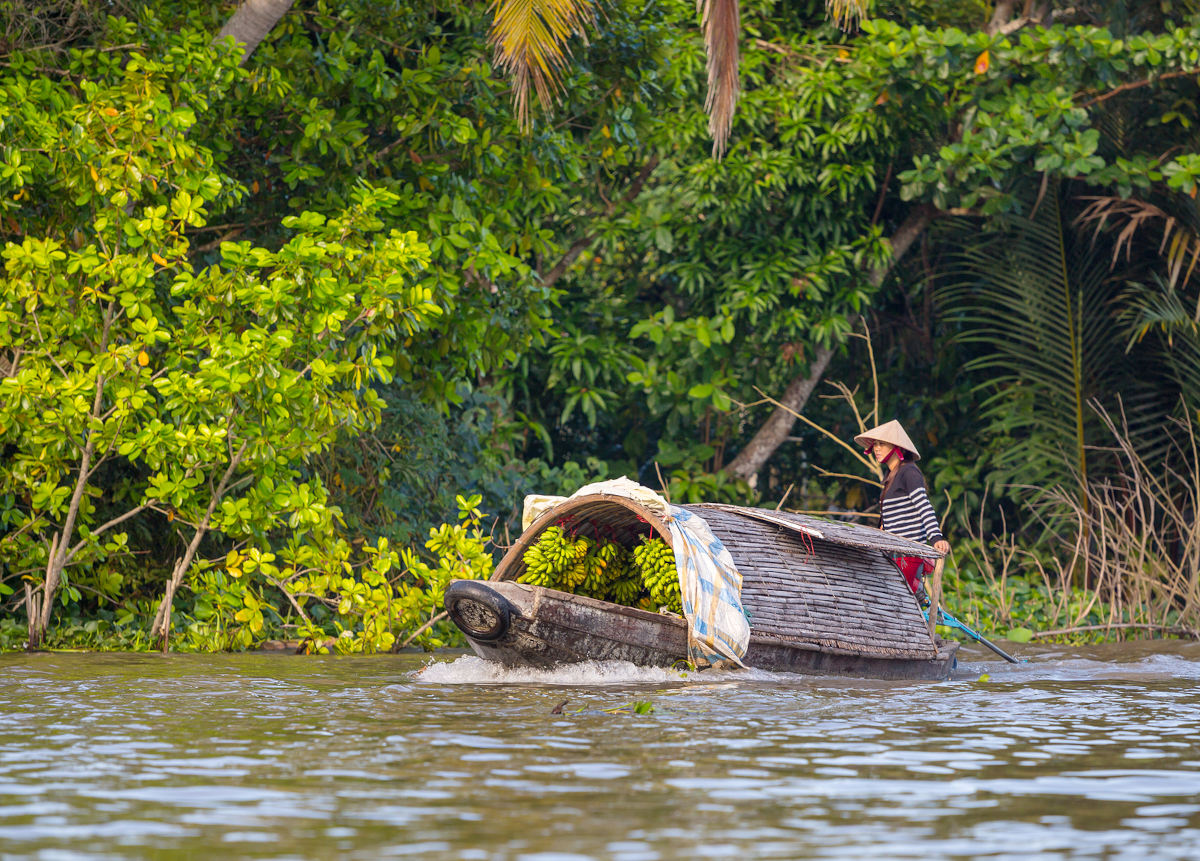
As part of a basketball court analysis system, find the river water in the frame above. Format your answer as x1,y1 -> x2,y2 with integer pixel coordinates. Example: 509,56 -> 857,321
1,642 -> 1199,860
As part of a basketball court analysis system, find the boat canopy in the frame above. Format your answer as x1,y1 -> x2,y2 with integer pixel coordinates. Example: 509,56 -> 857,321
494,495 -> 942,662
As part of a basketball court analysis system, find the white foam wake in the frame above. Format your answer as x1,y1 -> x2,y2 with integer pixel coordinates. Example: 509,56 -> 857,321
413,655 -> 787,686
413,655 -> 694,685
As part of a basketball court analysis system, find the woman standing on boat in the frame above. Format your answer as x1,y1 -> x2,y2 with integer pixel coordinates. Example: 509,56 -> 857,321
853,420 -> 950,601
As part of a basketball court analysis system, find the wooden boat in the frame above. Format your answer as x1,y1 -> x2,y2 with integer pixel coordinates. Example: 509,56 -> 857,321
444,495 -> 958,679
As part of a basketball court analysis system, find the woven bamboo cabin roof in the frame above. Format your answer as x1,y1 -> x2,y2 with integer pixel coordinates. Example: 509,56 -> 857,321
493,495 -> 942,661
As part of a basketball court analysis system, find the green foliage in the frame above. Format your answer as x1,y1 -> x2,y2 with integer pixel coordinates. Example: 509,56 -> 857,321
281,494 -> 495,654
0,610 -> 153,651
500,6 -> 902,481
323,388 -> 532,545
665,468 -> 755,505
181,0 -> 681,536
0,34 -> 440,641
519,6 -> 1200,497
183,0 -> 666,409
867,19 -> 1200,211
6,0 -> 1200,650
939,536 -> 1128,643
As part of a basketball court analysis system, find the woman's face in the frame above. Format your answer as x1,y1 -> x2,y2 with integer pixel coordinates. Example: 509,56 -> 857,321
869,440 -> 894,463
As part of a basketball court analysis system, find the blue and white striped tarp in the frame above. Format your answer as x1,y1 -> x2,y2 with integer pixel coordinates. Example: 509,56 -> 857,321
665,506 -> 750,668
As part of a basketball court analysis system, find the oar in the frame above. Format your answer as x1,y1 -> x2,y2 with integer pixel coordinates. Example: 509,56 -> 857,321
932,606 -> 1021,664
925,557 -> 944,639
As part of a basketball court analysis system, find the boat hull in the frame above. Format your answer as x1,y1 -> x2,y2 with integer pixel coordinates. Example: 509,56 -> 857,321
444,579 -> 958,680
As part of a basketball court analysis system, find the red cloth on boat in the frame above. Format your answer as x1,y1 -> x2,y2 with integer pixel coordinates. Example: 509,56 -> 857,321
893,555 -> 934,594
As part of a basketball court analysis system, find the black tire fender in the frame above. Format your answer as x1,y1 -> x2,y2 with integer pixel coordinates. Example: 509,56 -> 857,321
444,579 -> 515,642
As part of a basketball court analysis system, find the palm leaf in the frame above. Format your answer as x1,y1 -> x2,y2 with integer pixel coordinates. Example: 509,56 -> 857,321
488,0 -> 867,156
1075,194 -> 1200,292
1121,275 -> 1200,414
825,0 -> 868,30
937,183 -> 1127,501
698,0 -> 740,158
488,0 -> 596,129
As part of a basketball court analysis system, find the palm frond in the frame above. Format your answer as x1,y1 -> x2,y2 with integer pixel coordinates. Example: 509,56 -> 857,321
1120,276 -> 1200,411
825,0 -> 868,31
1075,194 -> 1200,291
698,0 -> 740,158
488,0 -> 596,129
937,184 -> 1128,499
488,0 -> 861,155
1119,277 -> 1199,345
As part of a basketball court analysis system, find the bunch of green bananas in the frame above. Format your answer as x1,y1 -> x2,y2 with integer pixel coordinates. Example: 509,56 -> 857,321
609,572 -> 643,605
561,535 -> 596,589
633,536 -> 681,613
519,528 -> 679,612
578,540 -> 625,597
518,525 -> 576,587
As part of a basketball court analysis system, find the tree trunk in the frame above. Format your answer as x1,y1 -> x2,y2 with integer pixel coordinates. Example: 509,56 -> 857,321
985,0 -> 1017,35
150,510 -> 218,650
722,204 -> 939,484
151,442 -> 247,650
723,346 -> 837,483
33,533 -> 61,648
28,368 -> 107,649
25,580 -> 41,649
217,0 -> 296,65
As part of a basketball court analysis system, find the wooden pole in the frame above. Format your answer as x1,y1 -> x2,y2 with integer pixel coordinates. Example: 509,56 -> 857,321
927,556 -> 945,640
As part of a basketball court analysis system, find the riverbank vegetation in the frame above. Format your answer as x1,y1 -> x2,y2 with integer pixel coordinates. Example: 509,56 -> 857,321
3,0 -> 1200,652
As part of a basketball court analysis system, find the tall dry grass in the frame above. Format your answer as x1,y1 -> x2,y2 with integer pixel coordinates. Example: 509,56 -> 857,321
1028,402 -> 1200,638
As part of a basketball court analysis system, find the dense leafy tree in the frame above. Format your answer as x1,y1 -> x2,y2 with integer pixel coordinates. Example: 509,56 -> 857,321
0,42 -> 439,645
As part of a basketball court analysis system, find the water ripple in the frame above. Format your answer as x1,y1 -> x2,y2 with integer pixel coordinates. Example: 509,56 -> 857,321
0,644 -> 1198,859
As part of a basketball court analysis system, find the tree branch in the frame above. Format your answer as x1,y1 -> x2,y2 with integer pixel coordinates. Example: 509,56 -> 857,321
62,502 -> 153,569
723,204 -> 940,483
985,0 -> 1017,36
152,439 -> 250,646
541,157 -> 660,289
396,610 -> 448,650
1080,68 -> 1200,109
36,364 -> 109,640
723,347 -> 838,483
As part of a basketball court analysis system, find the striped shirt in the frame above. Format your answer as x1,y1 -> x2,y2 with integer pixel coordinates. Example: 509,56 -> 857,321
879,462 -> 943,545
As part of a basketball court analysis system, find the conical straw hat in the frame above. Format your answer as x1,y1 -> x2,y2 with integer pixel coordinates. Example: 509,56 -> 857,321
853,419 -> 921,461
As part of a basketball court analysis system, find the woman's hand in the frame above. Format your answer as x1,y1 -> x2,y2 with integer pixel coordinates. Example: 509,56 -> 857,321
933,539 -> 950,555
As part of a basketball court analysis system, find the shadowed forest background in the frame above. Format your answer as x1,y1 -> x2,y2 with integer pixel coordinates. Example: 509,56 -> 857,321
2,0 -> 1200,652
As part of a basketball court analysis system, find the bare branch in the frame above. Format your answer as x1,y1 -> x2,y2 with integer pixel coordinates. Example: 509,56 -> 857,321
62,502 -> 153,568
1080,67 -> 1200,110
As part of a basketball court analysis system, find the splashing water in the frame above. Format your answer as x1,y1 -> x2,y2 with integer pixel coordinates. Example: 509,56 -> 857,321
414,654 -> 789,686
